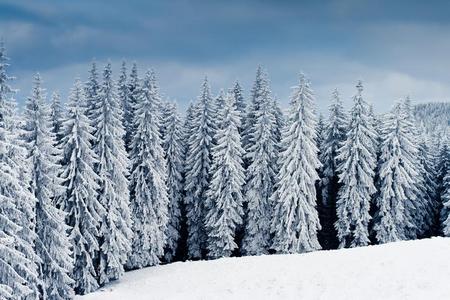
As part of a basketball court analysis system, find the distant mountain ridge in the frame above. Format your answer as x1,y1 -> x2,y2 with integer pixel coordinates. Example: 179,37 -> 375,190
414,102 -> 450,137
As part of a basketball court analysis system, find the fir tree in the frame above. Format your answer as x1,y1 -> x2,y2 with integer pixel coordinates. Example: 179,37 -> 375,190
49,91 -> 65,145
318,89 -> 347,249
270,74 -> 321,254
118,61 -> 133,151
230,81 -> 246,132
23,74 -> 73,299
241,85 -> 279,256
205,92 -> 245,258
127,71 -> 169,268
242,66 -> 272,159
85,62 -> 100,120
92,63 -> 132,284
0,40 -> 40,300
184,77 -> 215,259
373,102 -> 419,243
60,79 -> 103,295
124,62 -> 140,152
335,81 -> 377,248
161,102 -> 185,262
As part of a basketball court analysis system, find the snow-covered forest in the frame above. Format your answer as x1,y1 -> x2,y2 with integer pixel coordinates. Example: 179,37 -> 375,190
1,41 -> 450,299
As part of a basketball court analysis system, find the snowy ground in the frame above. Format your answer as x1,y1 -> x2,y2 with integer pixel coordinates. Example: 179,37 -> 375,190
78,237 -> 450,300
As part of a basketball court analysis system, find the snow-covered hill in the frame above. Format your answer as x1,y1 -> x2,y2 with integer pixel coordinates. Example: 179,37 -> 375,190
77,237 -> 450,300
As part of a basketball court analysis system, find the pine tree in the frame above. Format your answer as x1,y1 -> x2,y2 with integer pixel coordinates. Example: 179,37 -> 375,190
335,81 -> 377,248
184,77 -> 215,259
23,74 -> 74,299
270,74 -> 321,254
373,102 -> 419,243
241,85 -> 279,256
124,63 -> 140,152
118,61 -> 132,151
127,71 -> 169,268
441,146 -> 450,236
92,63 -> 132,285
85,62 -> 100,120
60,79 -> 103,295
49,92 -> 65,145
161,102 -> 185,262
205,92 -> 245,258
230,81 -> 246,132
242,66 -> 271,159
0,40 -> 40,300
318,89 -> 347,249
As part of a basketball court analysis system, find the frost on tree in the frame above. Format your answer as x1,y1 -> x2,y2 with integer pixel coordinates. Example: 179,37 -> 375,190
335,81 -> 377,248
242,66 -> 272,164
374,102 -> 420,243
205,92 -> 245,259
318,89 -> 347,250
59,79 -> 103,295
49,91 -> 65,147
91,63 -> 132,285
22,74 -> 74,299
127,71 -> 169,269
230,80 -> 246,133
270,74 -> 321,254
0,41 -> 40,300
85,62 -> 100,121
241,82 -> 279,256
161,101 -> 184,262
184,77 -> 215,259
441,145 -> 450,236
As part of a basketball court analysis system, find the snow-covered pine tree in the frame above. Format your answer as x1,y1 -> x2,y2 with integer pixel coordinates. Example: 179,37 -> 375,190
272,99 -> 285,146
335,81 -> 377,248
0,40 -> 40,300
60,79 -> 103,295
241,85 -> 279,256
49,91 -> 65,146
318,89 -> 347,250
92,63 -> 132,285
118,61 -> 133,151
124,63 -> 140,153
231,81 -> 246,132
402,97 -> 432,238
23,74 -> 73,299
127,70 -> 169,269
270,74 -> 321,254
441,145 -> 450,236
85,62 -> 100,120
205,92 -> 245,259
161,101 -> 185,262
373,102 -> 419,243
184,77 -> 216,259
242,66 -> 272,160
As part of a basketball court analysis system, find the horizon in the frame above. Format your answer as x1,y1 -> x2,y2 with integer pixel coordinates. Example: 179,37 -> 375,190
2,0 -> 450,112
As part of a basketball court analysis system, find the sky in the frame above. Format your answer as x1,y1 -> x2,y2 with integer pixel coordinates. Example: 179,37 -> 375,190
1,0 -> 450,113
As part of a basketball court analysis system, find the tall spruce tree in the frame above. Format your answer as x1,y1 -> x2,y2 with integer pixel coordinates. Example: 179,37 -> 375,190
231,81 -> 246,132
23,74 -> 73,299
127,71 -> 169,268
318,89 -> 347,249
161,102 -> 184,262
0,41 -> 40,300
241,84 -> 279,256
205,92 -> 245,258
118,62 -> 133,151
60,79 -> 103,295
92,63 -> 132,284
49,92 -> 65,145
85,62 -> 100,120
373,102 -> 419,243
242,66 -> 271,159
270,74 -> 321,254
184,78 -> 215,259
335,81 -> 377,248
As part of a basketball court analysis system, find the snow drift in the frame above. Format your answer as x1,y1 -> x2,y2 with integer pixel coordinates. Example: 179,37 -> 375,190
78,237 -> 450,300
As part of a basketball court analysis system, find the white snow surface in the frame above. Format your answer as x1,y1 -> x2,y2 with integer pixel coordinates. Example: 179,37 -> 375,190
78,237 -> 450,300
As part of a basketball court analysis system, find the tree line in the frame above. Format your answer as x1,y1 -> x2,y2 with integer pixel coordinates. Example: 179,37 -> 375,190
0,42 -> 449,299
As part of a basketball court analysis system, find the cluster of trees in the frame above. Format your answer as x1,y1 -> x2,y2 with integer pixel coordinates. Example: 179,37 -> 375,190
1,42 -> 450,299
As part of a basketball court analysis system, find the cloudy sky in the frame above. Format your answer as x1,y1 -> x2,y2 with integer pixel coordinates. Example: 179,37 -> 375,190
1,0 -> 450,112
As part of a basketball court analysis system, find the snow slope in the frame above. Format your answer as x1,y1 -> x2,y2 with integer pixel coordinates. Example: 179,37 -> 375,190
78,237 -> 450,300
